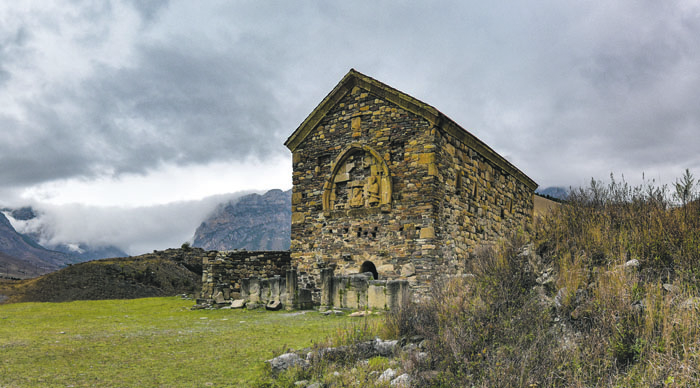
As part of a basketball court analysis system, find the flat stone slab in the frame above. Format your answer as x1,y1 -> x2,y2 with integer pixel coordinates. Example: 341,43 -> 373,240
266,300 -> 283,311
230,299 -> 246,309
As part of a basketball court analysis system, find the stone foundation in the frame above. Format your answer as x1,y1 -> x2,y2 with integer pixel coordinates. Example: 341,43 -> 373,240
320,268 -> 409,311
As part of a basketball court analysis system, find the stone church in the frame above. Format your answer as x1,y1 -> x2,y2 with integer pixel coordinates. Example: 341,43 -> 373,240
285,69 -> 537,300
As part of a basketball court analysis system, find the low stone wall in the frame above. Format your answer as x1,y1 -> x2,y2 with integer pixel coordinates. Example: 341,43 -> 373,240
239,269 -> 314,310
200,251 -> 410,310
320,268 -> 409,310
200,250 -> 291,300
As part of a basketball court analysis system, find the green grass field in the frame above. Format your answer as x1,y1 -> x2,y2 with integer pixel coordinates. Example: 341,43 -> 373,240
0,297 -> 353,387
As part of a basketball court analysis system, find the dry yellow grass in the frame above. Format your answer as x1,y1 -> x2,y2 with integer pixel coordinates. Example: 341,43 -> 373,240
533,194 -> 561,216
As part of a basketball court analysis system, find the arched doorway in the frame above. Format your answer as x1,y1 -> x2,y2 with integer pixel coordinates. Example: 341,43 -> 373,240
359,261 -> 378,280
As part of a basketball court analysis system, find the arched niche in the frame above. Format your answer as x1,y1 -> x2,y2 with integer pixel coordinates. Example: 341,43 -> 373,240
359,260 -> 379,280
322,143 -> 392,212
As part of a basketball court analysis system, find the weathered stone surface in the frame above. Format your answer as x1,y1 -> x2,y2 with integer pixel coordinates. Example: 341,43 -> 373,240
266,300 -> 283,311
286,70 -> 536,302
374,338 -> 398,356
400,263 -> 415,277
391,373 -> 411,387
681,297 -> 700,310
230,299 -> 245,309
214,291 -> 225,304
625,259 -> 640,269
199,251 -> 290,302
663,283 -> 679,293
378,368 -> 397,383
266,353 -> 308,375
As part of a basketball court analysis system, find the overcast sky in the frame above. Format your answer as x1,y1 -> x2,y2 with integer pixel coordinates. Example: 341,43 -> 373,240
1,1 -> 700,254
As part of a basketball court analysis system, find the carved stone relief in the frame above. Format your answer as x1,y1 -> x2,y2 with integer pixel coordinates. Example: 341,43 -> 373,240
324,145 -> 391,212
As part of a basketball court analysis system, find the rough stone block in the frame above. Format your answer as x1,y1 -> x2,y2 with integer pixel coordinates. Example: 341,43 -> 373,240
266,300 -> 283,311
231,299 -> 245,309
419,226 -> 435,239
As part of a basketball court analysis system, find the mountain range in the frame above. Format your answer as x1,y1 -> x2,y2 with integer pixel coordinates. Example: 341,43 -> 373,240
192,189 -> 291,251
535,186 -> 569,200
0,189 -> 292,278
0,211 -> 72,278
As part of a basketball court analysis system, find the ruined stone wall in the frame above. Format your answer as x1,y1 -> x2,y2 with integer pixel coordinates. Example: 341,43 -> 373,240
291,86 -> 439,301
200,250 -> 291,300
433,128 -> 535,274
320,269 -> 410,311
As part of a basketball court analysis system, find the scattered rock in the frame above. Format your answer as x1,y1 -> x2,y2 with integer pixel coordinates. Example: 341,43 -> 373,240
266,353 -> 309,375
663,283 -> 679,293
681,297 -> 700,310
321,310 -> 344,316
307,383 -> 323,388
230,299 -> 245,309
349,310 -> 370,317
246,303 -> 262,310
213,291 -> 225,304
378,368 -> 397,383
631,299 -> 645,313
536,267 -> 555,286
374,338 -> 398,356
555,287 -> 567,309
294,380 -> 308,387
266,300 -> 283,311
391,373 -> 411,387
624,259 -> 640,269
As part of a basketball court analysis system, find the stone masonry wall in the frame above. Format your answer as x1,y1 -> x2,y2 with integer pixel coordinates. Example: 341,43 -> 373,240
291,86 -> 438,301
200,250 -> 291,300
290,79 -> 535,303
320,268 -> 410,311
433,128 -> 535,275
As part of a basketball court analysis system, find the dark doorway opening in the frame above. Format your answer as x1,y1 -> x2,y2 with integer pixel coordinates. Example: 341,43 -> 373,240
360,261 -> 378,280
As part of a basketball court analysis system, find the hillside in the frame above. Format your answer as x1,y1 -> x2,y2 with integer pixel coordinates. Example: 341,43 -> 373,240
193,189 -> 291,251
0,247 -> 205,304
0,212 -> 74,277
1,206 -> 128,262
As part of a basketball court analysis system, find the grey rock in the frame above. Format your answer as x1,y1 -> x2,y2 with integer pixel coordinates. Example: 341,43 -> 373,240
681,297 -> 700,310
625,259 -> 640,269
230,299 -> 245,309
266,353 -> 309,374
214,291 -> 225,304
663,283 -> 679,293
555,287 -> 567,309
374,338 -> 398,356
391,373 -> 411,387
307,383 -> 323,388
266,300 -> 283,311
294,380 -> 309,387
378,368 -> 397,383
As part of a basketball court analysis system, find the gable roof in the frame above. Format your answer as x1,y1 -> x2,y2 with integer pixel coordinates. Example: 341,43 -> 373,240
285,69 -> 537,191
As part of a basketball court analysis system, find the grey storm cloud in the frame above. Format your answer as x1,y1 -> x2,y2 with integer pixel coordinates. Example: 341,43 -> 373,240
2,0 -> 700,192
1,0 -> 700,253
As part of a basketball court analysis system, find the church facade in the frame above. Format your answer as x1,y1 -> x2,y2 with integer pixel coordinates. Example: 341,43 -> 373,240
285,69 -> 537,300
